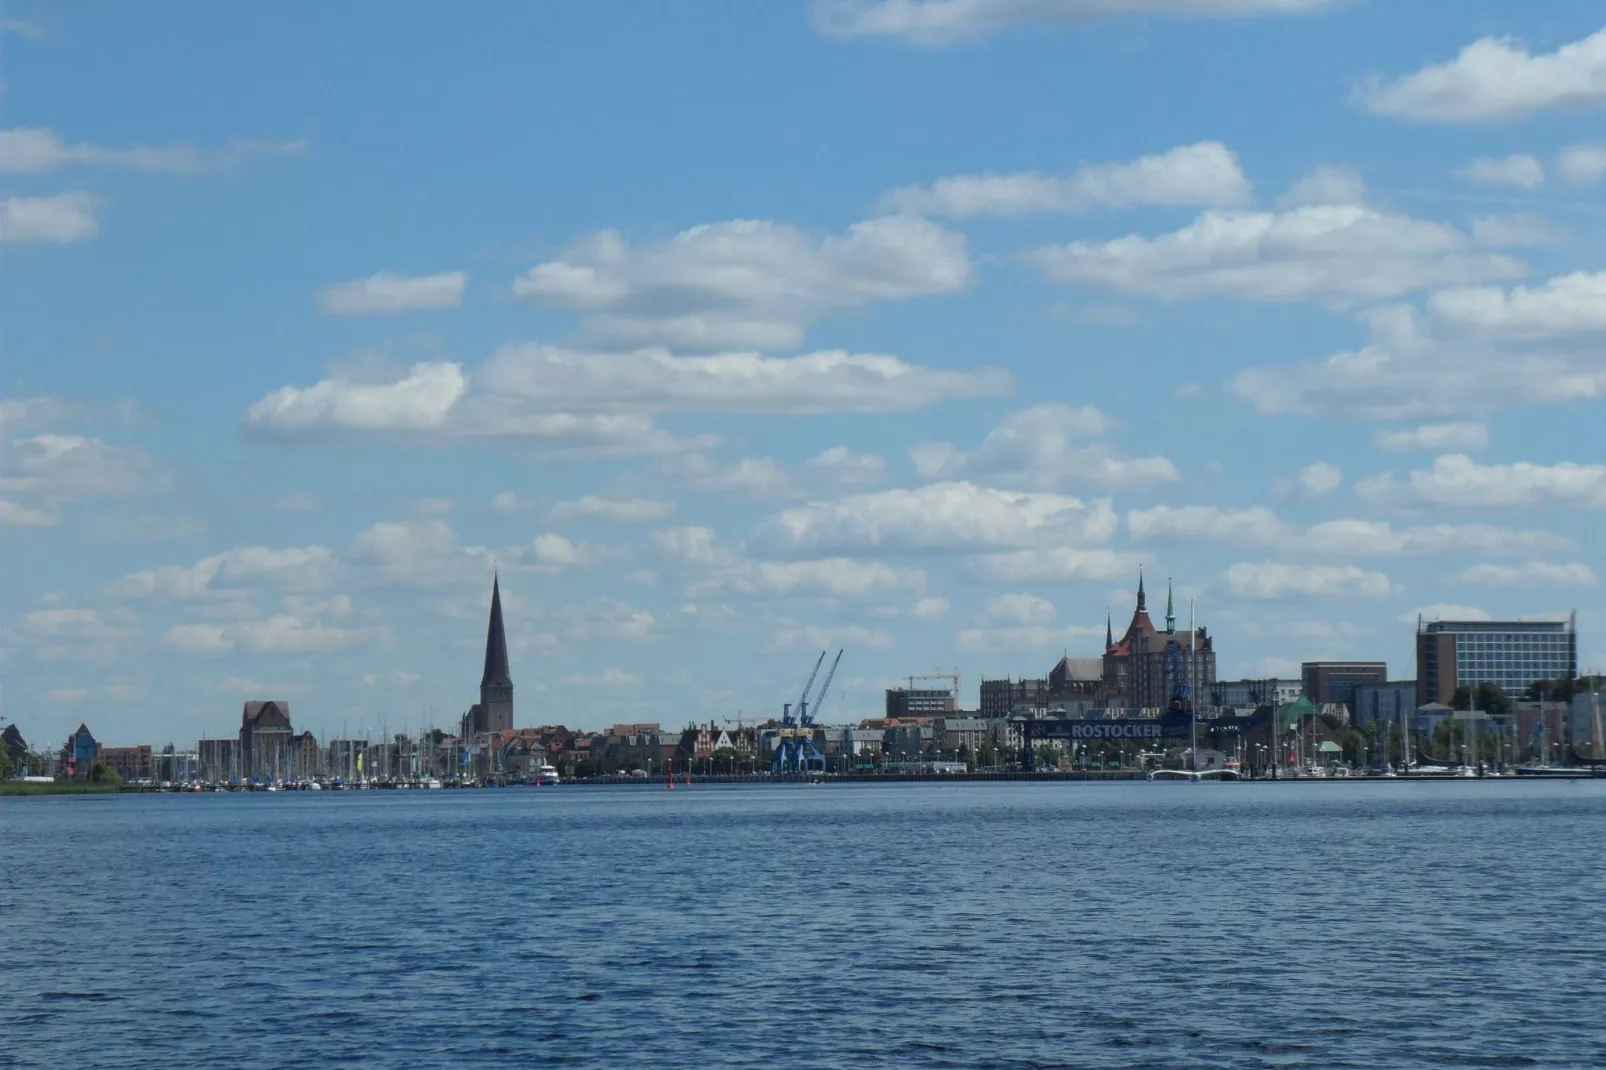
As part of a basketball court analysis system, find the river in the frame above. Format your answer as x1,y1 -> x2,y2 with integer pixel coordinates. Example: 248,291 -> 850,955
2,780 -> 1603,1067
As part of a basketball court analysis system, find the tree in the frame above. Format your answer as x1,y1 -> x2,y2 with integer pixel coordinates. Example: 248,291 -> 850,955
1475,681 -> 1511,716
0,749 -> 12,780
88,762 -> 123,787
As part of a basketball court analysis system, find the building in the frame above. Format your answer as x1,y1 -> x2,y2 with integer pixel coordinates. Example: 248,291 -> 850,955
1416,616 -> 1578,704
1103,575 -> 1215,710
1210,678 -> 1303,709
239,700 -> 294,781
935,716 -> 988,755
63,723 -> 99,779
980,677 -> 1050,718
100,745 -> 153,782
1302,662 -> 1387,712
2,723 -> 27,764
885,688 -> 955,718
1352,681 -> 1417,726
462,574 -> 515,736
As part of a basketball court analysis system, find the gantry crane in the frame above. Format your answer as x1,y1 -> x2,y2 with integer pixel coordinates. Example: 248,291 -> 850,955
793,649 -> 842,774
771,651 -> 825,775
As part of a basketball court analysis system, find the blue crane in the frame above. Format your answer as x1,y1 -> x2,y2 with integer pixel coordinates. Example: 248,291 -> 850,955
772,651 -> 826,775
793,649 -> 842,774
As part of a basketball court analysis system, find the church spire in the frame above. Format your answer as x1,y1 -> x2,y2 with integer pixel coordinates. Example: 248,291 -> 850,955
1165,578 -> 1176,634
480,572 -> 511,689
1105,609 -> 1113,650
1136,567 -> 1146,612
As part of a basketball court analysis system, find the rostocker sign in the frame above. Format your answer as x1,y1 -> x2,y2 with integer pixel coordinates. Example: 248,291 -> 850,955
1020,717 -> 1193,742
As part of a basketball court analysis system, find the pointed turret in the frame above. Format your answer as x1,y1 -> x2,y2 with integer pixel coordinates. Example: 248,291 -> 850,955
480,573 -> 512,689
1165,578 -> 1176,634
1136,568 -> 1147,612
1105,610 -> 1114,650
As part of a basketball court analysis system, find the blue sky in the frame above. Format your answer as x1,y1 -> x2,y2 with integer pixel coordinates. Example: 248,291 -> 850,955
3,0 -> 1604,748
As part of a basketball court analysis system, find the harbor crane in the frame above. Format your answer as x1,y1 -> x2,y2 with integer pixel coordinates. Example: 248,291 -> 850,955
771,651 -> 825,775
771,649 -> 842,775
793,649 -> 842,775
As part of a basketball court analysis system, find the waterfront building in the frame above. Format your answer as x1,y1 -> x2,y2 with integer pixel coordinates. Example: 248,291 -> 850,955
1416,616 -> 1578,703
239,700 -> 294,781
2,723 -> 27,764
1102,575 -> 1215,710
462,574 -> 515,737
1352,682 -> 1417,726
1301,662 -> 1387,712
99,745 -> 153,782
1210,678 -> 1303,708
62,723 -> 99,779
935,716 -> 989,755
290,730 -> 322,779
980,677 -> 1050,717
885,688 -> 955,718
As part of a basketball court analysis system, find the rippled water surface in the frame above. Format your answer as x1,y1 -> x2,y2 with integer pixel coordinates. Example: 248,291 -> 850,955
4,781 -> 1605,1068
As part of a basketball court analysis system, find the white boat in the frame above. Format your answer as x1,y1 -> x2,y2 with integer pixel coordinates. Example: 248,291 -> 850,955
535,764 -> 560,786
423,777 -> 443,790
1146,768 -> 1199,782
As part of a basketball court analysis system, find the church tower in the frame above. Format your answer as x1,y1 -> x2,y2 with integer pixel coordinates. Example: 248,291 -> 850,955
479,573 -> 514,733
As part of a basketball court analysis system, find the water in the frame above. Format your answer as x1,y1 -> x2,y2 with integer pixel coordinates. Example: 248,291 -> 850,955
3,781 -> 1604,1068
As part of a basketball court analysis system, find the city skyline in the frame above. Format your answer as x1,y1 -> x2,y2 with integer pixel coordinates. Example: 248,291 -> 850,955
5,2 -> 1606,748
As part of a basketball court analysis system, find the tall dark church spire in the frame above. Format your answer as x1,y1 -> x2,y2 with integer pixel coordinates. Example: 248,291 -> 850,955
481,573 -> 511,689
1136,568 -> 1146,613
471,573 -> 515,734
1106,610 -> 1113,650
1165,578 -> 1176,635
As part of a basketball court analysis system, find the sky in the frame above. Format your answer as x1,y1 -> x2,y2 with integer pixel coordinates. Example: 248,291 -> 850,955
3,0 -> 1604,749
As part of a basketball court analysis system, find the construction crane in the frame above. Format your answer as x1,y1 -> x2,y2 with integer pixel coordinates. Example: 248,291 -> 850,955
772,651 -> 826,775
793,649 -> 843,774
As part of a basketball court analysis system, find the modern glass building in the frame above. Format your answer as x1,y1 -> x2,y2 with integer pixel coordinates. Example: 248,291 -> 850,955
1416,616 -> 1578,703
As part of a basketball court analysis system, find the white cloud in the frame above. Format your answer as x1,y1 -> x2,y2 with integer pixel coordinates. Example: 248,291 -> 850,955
490,491 -> 535,514
771,624 -> 893,651
243,362 -> 467,434
562,668 -> 640,687
652,526 -> 742,568
1356,455 -> 1606,510
801,446 -> 887,491
911,596 -> 950,620
1361,27 -> 1606,123
1233,296 -> 1606,420
318,271 -> 466,314
1,193 -> 101,244
0,498 -> 58,527
1226,562 -> 1392,598
655,454 -> 802,501
1457,154 -> 1544,189
349,519 -> 467,583
480,344 -> 1008,415
1277,164 -> 1367,208
968,547 -> 1144,583
878,141 -> 1251,217
813,0 -> 1334,45
547,598 -> 656,643
1373,423 -> 1489,453
1024,204 -> 1525,305
1402,604 -> 1491,624
166,615 -> 371,655
705,558 -> 928,598
980,593 -> 1056,625
1299,520 -> 1572,558
1559,143 -> 1606,186
909,404 -> 1178,490
1128,504 -> 1571,558
955,622 -> 1103,654
1292,461 -> 1342,498
530,533 -> 608,570
547,496 -> 677,524
48,688 -> 90,703
1469,213 -> 1560,248
2,434 -> 158,503
511,216 -> 974,350
755,482 -> 1119,556
23,607 -> 119,639
1460,561 -> 1597,588
1128,505 -> 1287,548
108,545 -> 338,599
1427,272 -> 1606,337
0,127 -> 307,174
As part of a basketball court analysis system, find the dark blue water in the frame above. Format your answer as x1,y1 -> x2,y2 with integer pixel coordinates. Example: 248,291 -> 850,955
3,781 -> 1605,1068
